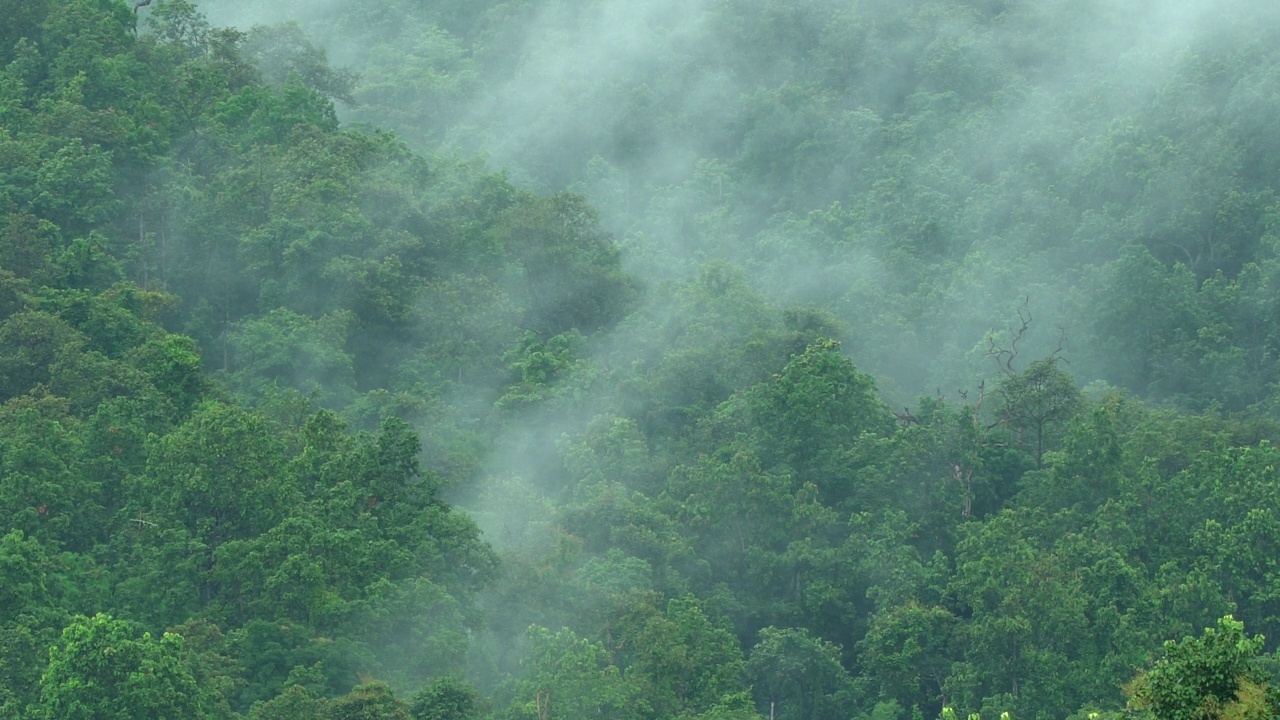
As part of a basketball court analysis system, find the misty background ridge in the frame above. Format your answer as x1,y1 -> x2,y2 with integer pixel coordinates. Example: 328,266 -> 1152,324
190,0 -> 1280,406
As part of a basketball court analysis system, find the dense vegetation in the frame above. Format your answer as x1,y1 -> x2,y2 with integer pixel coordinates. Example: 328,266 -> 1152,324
4,0 -> 1280,719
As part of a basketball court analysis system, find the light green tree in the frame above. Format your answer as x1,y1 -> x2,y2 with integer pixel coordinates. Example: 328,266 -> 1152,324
37,613 -> 202,720
1126,616 -> 1277,720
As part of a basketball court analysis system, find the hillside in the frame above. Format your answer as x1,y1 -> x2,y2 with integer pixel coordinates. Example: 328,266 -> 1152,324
3,1 -> 1280,719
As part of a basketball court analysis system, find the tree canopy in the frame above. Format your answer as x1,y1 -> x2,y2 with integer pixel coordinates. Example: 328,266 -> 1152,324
5,1 -> 1280,719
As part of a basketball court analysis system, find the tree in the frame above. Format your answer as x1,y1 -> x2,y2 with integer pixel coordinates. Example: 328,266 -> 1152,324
36,613 -> 202,720
686,691 -> 766,720
0,212 -> 60,283
144,0 -> 212,58
495,192 -> 636,335
997,358 -> 1082,468
226,308 -> 357,408
410,676 -> 485,720
0,310 -> 86,402
949,510 -> 1091,715
751,339 -> 892,462
248,684 -> 329,720
746,627 -> 855,720
1126,616 -> 1278,720
127,333 -> 206,415
146,402 -> 290,530
858,602 -> 957,714
328,682 -> 411,720
736,338 -> 894,503
135,401 -> 292,583
0,530 -> 53,620
613,595 -> 747,719
666,448 -> 801,589
501,625 -> 644,720
242,23 -> 357,104
0,393 -> 106,550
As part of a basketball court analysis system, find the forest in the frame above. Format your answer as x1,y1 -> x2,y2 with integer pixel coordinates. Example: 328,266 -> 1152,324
4,0 -> 1280,718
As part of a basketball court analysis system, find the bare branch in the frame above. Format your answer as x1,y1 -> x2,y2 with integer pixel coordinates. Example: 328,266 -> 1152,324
986,297 -> 1033,376
1052,326 -> 1071,364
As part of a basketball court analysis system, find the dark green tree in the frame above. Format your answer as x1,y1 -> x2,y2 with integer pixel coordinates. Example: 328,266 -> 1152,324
409,676 -> 485,720
997,357 -> 1082,468
495,192 -> 636,335
746,627 -> 855,720
328,682 -> 411,720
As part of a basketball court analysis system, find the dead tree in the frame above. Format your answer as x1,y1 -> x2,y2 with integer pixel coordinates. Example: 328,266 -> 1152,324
985,299 -> 1078,467
131,0 -> 152,34
986,298 -> 1033,376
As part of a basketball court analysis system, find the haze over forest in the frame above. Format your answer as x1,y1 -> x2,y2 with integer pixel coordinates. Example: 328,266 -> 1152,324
5,0 -> 1280,719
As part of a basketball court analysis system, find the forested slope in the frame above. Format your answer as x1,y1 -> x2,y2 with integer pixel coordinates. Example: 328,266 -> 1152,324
5,1 -> 1280,719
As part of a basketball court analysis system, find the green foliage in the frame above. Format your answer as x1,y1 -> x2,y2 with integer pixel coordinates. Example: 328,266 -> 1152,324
227,308 -> 357,407
858,602 -> 957,713
327,682 -> 411,720
739,338 -> 894,493
0,310 -> 86,402
13,1 -> 1280,719
612,595 -> 748,719
249,684 -> 329,720
746,626 -> 855,720
501,625 -> 646,720
242,23 -> 358,104
145,0 -> 213,57
996,358 -> 1083,468
36,613 -> 203,720
139,401 -> 291,551
1126,617 -> 1276,720
0,530 -> 54,618
127,333 -> 205,414
495,192 -> 637,335
409,676 -> 485,720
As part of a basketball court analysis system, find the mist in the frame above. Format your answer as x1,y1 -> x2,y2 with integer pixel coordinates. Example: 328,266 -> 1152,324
48,0 -> 1280,715
183,0 -> 1279,402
